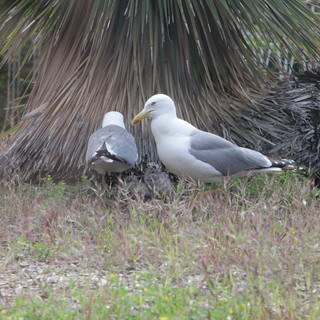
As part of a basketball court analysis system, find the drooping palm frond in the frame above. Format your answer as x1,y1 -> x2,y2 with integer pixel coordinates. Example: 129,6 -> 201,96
264,70 -> 320,176
0,0 -> 319,181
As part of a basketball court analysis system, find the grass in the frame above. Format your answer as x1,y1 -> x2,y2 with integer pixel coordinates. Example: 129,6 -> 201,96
0,171 -> 319,319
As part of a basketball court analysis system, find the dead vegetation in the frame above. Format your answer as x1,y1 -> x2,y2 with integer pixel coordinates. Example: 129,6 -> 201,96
0,173 -> 319,318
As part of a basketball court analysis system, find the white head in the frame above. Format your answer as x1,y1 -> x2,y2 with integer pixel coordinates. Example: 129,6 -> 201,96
102,111 -> 125,128
132,94 -> 177,124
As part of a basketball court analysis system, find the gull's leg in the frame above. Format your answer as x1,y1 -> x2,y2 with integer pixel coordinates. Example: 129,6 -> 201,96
195,185 -> 224,200
195,177 -> 229,200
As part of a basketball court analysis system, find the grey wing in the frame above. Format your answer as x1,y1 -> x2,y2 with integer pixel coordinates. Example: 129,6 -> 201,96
189,130 -> 271,176
86,125 -> 138,166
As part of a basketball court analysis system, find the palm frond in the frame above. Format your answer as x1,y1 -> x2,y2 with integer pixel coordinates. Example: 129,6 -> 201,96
0,0 -> 320,180
263,70 -> 320,175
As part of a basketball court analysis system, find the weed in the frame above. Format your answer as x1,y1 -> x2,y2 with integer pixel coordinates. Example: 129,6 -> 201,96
0,172 -> 319,319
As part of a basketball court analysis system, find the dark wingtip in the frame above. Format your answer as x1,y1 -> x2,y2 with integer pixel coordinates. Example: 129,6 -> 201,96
270,159 -> 295,169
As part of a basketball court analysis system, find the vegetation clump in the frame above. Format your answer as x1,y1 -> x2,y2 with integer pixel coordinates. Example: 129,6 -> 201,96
0,173 -> 319,319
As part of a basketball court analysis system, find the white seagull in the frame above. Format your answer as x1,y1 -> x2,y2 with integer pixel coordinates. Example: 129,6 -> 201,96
86,111 -> 138,182
132,94 -> 294,185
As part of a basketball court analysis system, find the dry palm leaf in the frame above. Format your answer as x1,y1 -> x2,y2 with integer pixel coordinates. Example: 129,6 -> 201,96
0,0 -> 319,181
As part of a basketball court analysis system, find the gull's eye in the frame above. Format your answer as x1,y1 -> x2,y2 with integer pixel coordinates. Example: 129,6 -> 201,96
151,101 -> 156,106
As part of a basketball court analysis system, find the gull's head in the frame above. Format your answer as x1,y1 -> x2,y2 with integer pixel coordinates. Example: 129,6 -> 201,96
102,111 -> 125,129
132,94 -> 176,125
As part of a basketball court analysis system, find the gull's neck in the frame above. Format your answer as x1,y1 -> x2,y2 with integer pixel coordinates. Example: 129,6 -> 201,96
151,113 -> 195,140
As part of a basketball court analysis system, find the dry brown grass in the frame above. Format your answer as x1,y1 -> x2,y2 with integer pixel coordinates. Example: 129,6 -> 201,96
0,173 -> 319,319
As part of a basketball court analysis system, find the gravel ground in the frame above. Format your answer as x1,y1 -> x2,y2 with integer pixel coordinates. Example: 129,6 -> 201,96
0,254 -> 110,307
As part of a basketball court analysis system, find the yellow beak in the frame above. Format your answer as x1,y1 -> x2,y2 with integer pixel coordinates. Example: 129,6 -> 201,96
132,110 -> 150,125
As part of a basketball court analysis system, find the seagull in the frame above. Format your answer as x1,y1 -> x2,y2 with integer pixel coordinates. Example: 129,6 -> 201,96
132,94 -> 294,186
86,111 -> 138,183
143,162 -> 173,198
